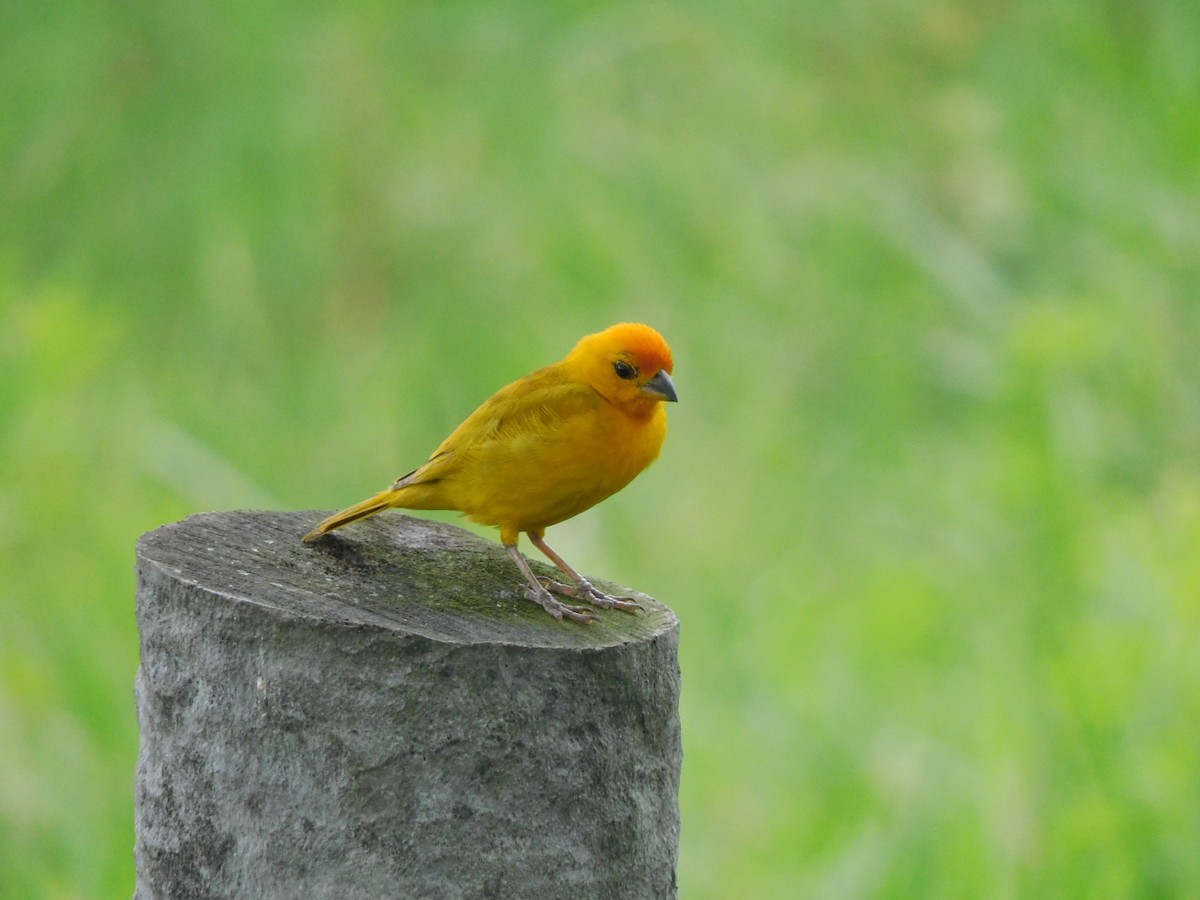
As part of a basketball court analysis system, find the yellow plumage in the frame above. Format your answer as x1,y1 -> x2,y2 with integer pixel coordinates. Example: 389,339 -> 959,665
303,322 -> 677,622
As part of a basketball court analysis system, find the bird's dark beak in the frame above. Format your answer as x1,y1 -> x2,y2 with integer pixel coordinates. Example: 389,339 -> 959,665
642,369 -> 678,403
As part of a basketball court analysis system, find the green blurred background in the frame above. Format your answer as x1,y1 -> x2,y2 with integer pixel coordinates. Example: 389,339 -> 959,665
3,0 -> 1200,896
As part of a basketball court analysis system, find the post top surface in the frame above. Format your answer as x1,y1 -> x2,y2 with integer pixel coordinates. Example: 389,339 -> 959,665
137,511 -> 678,649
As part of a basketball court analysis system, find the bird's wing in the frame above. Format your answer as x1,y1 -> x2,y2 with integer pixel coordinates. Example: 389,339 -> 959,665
396,365 -> 597,486
441,366 -> 599,451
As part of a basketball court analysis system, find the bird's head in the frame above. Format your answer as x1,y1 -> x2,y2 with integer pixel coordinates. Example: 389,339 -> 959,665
565,322 -> 678,415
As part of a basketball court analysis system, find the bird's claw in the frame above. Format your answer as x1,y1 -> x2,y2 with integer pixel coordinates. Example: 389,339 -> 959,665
523,585 -> 597,623
537,577 -> 645,614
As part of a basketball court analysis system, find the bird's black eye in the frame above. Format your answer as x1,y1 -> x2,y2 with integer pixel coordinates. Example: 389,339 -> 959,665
613,360 -> 637,380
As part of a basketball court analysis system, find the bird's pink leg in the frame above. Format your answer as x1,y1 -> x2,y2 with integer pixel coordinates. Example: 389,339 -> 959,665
527,532 -> 645,614
504,544 -> 596,623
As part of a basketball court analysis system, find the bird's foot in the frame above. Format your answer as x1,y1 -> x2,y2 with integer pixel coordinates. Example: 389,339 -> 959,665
537,577 -> 645,614
523,584 -> 597,624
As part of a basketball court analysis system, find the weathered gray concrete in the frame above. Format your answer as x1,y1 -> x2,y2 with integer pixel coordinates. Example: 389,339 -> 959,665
134,510 -> 680,899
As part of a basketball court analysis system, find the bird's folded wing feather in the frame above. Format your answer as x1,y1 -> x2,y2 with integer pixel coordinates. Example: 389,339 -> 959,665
395,367 -> 598,486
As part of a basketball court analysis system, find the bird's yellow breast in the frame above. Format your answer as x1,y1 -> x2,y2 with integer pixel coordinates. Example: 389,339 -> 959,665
450,392 -> 666,533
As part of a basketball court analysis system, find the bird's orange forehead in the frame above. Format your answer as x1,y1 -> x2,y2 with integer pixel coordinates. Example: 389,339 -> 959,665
590,322 -> 674,374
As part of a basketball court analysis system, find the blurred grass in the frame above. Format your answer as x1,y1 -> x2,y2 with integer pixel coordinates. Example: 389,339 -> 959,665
3,0 -> 1200,896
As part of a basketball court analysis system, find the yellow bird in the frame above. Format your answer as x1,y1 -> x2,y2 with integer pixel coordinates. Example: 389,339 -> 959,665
303,322 -> 677,623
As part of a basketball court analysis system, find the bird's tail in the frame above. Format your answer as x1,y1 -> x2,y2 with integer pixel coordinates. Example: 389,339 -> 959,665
302,489 -> 397,542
